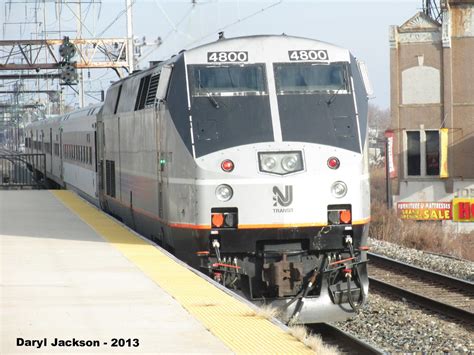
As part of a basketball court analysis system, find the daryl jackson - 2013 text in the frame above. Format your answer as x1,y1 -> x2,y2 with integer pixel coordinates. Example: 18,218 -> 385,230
17,337 -> 140,348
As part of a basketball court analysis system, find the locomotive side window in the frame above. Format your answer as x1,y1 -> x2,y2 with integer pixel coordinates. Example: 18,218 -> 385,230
191,64 -> 266,95
274,63 -> 348,93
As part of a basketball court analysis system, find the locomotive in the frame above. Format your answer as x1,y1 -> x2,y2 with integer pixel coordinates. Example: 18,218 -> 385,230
26,35 -> 372,324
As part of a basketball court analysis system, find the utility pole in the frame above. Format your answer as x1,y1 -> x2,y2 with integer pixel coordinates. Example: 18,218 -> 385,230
126,0 -> 135,73
385,135 -> 394,210
77,1 -> 85,108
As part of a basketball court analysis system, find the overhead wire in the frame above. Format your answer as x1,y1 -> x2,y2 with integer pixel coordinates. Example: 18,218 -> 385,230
64,2 -> 94,38
138,0 -> 282,65
161,6 -> 196,42
184,0 -> 282,49
136,3 -> 196,65
97,0 -> 136,38
153,0 -> 194,41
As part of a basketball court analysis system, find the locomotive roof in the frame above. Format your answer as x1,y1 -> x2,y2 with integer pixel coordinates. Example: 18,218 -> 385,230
184,34 -> 351,64
108,34 -> 352,89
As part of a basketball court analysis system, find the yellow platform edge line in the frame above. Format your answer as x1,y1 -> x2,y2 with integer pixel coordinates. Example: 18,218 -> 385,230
50,190 -> 314,355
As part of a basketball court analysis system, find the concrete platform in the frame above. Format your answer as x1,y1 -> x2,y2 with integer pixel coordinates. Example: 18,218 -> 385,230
0,190 -> 312,354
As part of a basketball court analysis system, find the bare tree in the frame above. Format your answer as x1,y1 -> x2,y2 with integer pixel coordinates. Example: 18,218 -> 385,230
368,104 -> 391,132
367,104 -> 391,167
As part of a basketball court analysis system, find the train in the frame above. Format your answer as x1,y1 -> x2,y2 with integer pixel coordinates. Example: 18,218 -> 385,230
25,34 -> 372,324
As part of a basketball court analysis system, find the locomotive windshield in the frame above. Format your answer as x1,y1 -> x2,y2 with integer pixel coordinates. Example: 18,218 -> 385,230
186,61 -> 360,157
188,63 -> 273,157
191,64 -> 266,95
274,62 -> 360,153
274,63 -> 348,93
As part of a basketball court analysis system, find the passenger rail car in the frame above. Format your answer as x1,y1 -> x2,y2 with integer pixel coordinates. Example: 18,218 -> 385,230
26,35 -> 372,324
25,105 -> 101,203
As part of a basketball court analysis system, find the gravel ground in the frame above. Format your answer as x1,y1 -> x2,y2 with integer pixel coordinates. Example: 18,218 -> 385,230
368,238 -> 474,282
333,292 -> 473,353
328,238 -> 474,353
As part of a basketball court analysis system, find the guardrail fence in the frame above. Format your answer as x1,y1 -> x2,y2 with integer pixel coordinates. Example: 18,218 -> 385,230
0,153 -> 46,189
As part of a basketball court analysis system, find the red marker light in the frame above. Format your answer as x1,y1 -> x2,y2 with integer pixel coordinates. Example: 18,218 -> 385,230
340,210 -> 351,224
212,213 -> 225,228
327,157 -> 340,169
221,159 -> 234,172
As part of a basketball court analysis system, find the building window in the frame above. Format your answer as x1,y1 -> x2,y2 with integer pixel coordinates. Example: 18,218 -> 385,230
425,131 -> 440,176
405,130 -> 439,177
407,131 -> 420,175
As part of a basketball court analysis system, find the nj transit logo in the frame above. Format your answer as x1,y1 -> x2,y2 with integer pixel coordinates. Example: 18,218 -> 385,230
273,186 -> 293,207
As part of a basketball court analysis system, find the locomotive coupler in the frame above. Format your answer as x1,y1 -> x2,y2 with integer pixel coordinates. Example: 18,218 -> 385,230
287,259 -> 325,325
262,253 -> 303,298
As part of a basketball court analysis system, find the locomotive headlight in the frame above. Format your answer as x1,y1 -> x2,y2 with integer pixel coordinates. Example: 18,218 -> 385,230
331,181 -> 347,198
263,157 -> 276,170
216,184 -> 233,201
281,155 -> 298,172
258,151 -> 303,175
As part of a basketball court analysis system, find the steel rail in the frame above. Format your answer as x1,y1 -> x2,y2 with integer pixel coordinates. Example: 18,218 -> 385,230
369,277 -> 473,325
368,253 -> 474,326
368,253 -> 474,291
308,323 -> 383,354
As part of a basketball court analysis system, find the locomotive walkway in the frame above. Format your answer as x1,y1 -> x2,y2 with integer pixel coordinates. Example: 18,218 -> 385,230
0,190 -> 312,354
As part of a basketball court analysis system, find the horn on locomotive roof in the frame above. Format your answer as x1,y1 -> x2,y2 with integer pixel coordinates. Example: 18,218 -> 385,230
218,31 -> 225,40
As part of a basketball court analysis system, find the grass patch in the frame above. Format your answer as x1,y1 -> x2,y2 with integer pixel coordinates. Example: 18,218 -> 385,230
369,167 -> 474,261
244,304 -> 281,319
289,325 -> 340,354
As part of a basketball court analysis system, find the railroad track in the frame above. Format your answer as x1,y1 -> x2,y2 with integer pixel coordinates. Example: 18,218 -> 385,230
308,323 -> 382,354
368,252 -> 474,326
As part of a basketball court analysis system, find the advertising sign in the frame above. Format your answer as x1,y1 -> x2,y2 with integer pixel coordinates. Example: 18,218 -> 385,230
384,130 -> 396,178
397,202 -> 452,220
440,128 -> 449,178
452,198 -> 474,222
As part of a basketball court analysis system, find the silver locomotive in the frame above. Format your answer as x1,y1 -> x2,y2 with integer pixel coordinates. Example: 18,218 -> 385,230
26,35 -> 372,324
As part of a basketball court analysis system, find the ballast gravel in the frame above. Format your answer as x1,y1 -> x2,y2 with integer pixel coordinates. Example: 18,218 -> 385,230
333,293 -> 473,353
328,238 -> 474,353
368,238 -> 474,282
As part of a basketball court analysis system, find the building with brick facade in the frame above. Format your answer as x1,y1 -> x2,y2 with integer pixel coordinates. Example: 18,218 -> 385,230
389,0 -> 474,231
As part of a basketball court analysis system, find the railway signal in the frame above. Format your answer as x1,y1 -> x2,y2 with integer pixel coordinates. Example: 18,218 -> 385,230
59,37 -> 78,85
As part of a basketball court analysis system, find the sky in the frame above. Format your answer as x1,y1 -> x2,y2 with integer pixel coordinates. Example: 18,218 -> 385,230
1,0 -> 427,109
